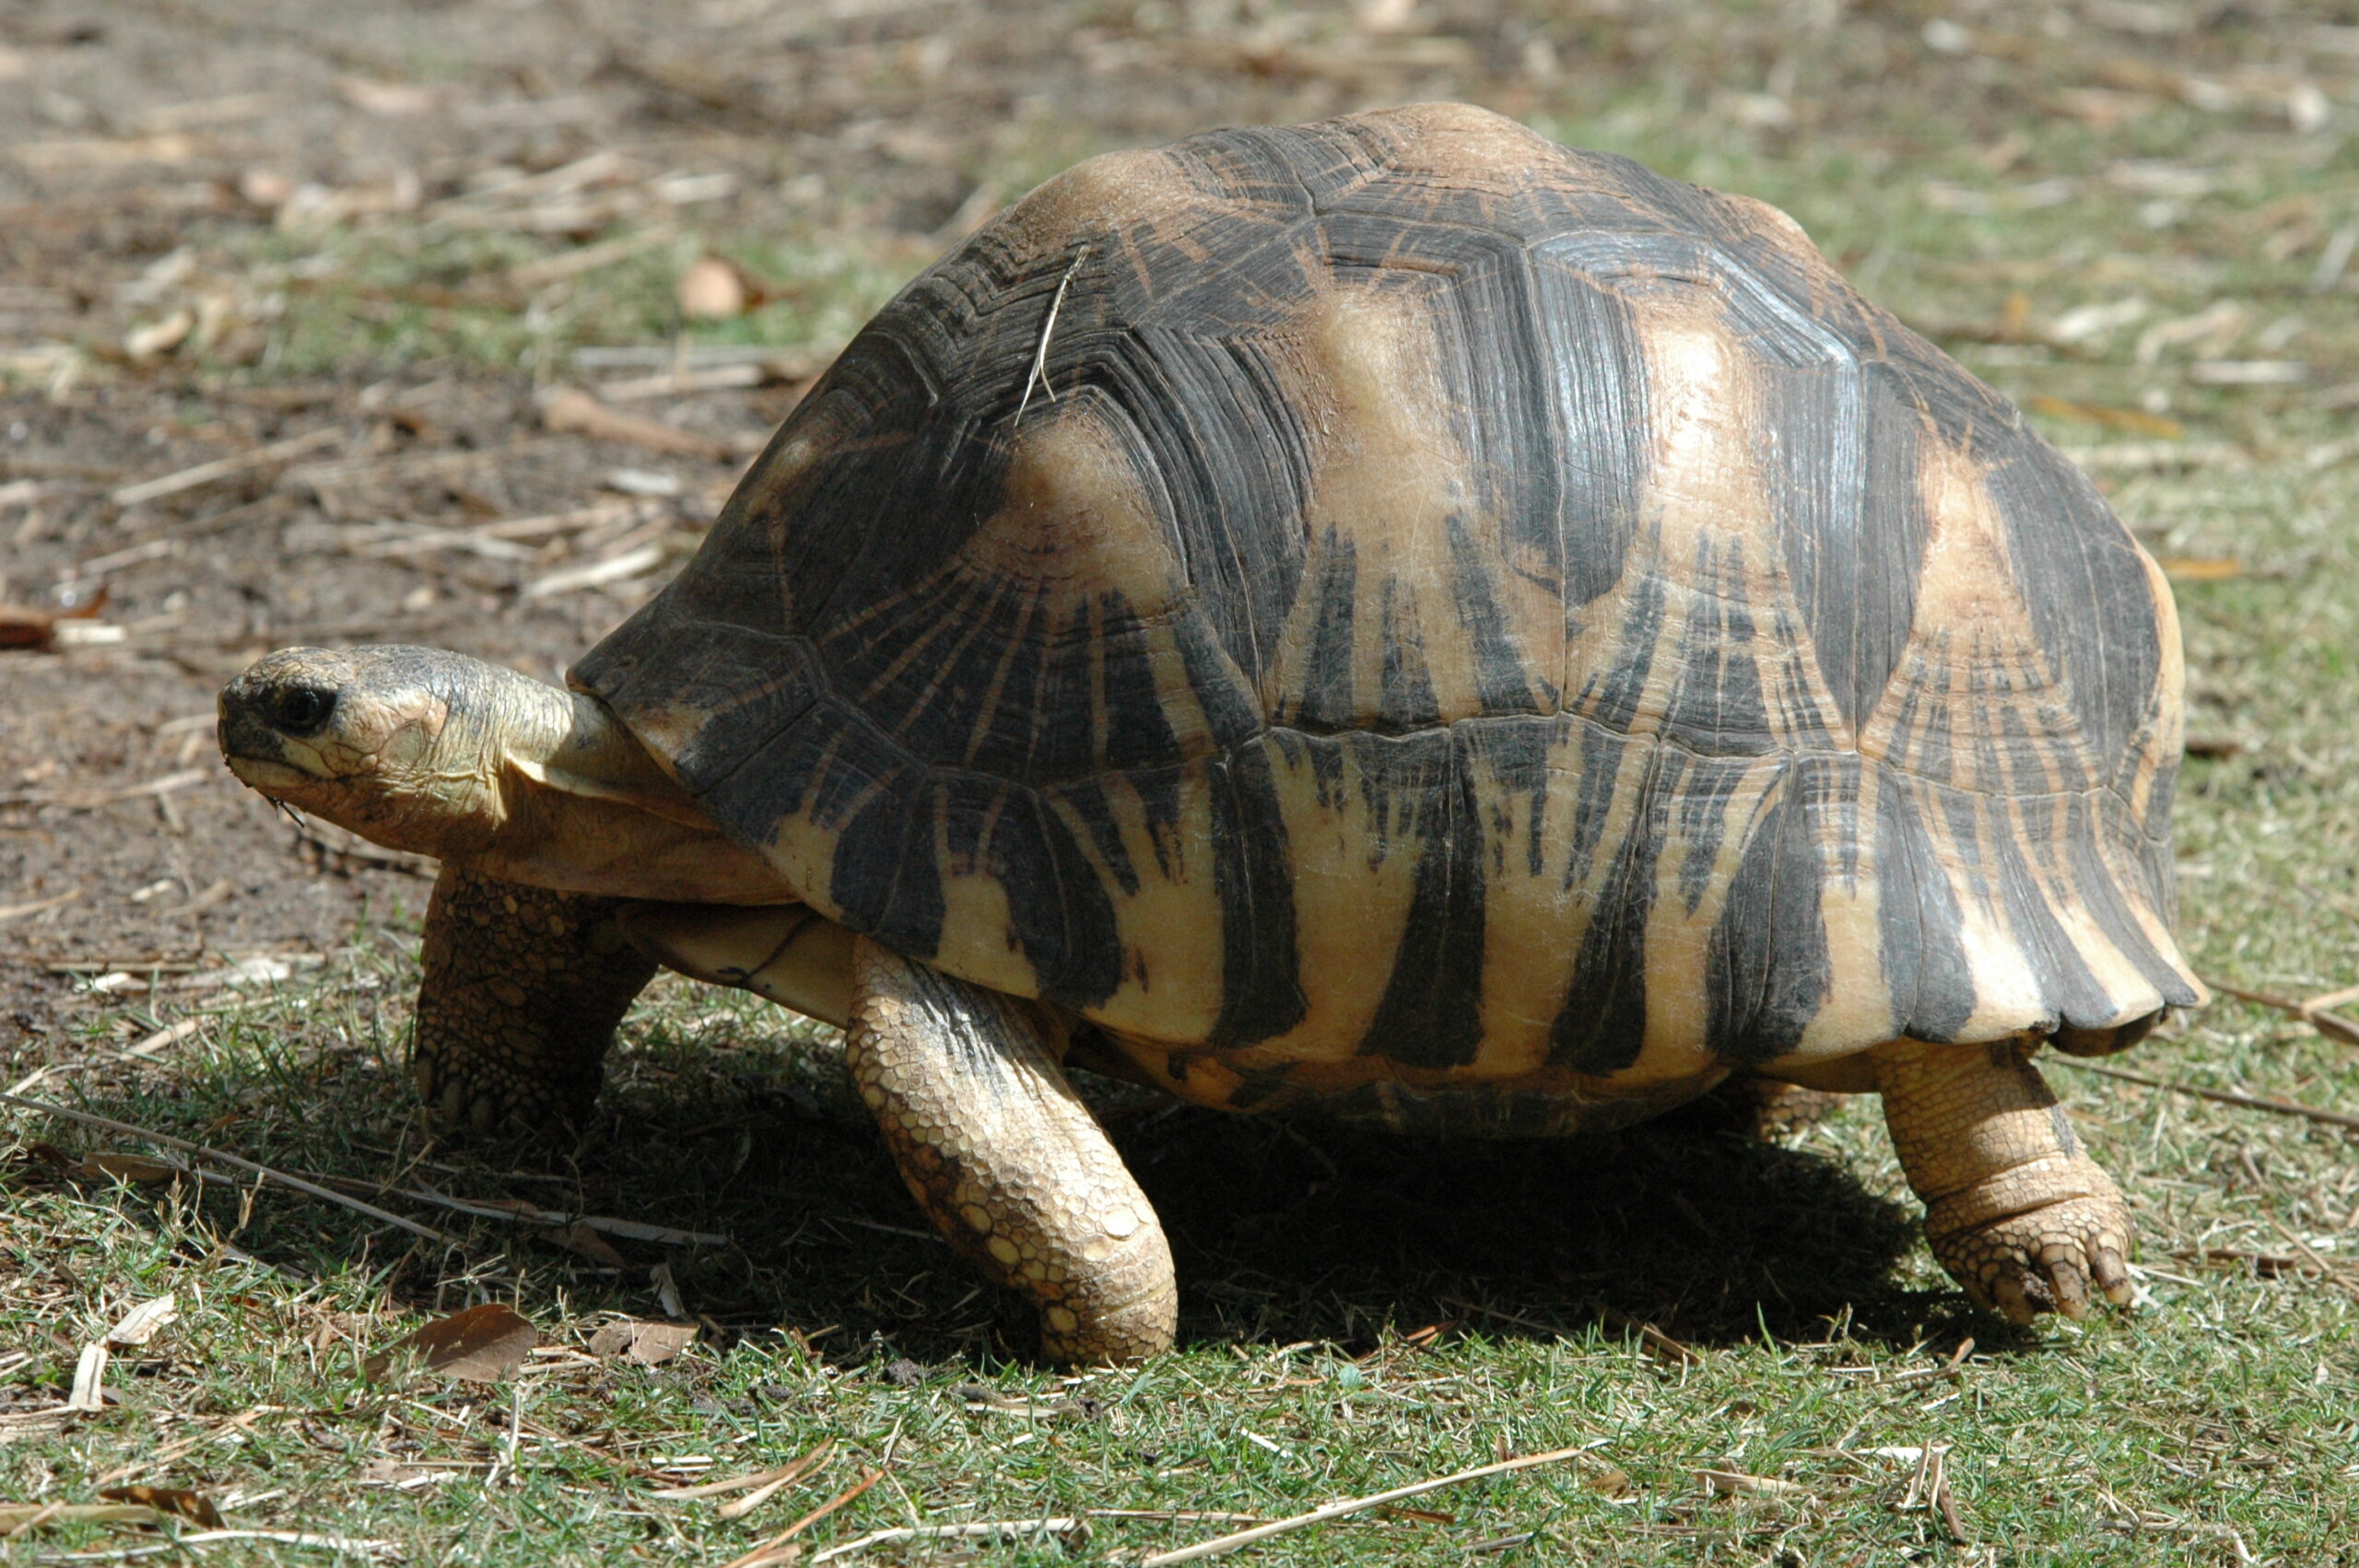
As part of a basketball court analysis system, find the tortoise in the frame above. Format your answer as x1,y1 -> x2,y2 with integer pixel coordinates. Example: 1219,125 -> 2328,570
219,103 -> 2204,1363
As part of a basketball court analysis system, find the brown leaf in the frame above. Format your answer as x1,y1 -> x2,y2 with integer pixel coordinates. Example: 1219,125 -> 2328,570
588,1316 -> 698,1365
30,1144 -> 185,1185
540,1221 -> 628,1269
677,255 -> 749,320
337,76 -> 438,116
365,1303 -> 538,1385
1,606 -> 59,650
98,1486 -> 222,1527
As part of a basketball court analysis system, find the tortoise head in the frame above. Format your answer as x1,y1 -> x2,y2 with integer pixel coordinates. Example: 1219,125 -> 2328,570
217,645 -> 528,857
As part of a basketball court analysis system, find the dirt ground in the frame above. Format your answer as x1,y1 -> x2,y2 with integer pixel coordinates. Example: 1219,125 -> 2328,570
0,0 -> 2330,1055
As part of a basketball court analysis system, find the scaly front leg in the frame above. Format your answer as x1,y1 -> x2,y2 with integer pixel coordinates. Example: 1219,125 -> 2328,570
413,863 -> 657,1131
1874,1036 -> 2133,1322
847,937 -> 1176,1363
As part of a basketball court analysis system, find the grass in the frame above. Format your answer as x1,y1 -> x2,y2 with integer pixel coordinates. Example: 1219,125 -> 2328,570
8,8 -> 2359,1565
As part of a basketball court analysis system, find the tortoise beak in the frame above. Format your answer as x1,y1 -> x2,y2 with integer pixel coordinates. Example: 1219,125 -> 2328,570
217,649 -> 351,790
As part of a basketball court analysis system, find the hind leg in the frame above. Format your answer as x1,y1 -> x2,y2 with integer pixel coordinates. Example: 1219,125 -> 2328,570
412,863 -> 658,1132
1874,1036 -> 2132,1322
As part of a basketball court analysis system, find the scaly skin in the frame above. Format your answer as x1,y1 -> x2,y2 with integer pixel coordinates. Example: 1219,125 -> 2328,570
846,937 -> 1176,1364
1874,1036 -> 2133,1322
413,862 -> 658,1132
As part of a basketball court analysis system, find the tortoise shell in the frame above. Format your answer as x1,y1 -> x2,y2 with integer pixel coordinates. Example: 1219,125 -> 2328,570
576,103 -> 2201,1131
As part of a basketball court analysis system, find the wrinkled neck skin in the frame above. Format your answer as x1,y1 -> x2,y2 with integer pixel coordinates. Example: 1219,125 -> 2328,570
467,677 -> 793,904
222,649 -> 794,905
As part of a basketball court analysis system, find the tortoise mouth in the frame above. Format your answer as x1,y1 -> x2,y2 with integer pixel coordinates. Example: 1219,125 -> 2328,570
220,751 -> 330,792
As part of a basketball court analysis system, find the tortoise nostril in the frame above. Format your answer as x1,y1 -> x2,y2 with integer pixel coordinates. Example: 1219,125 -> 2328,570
268,684 -> 338,737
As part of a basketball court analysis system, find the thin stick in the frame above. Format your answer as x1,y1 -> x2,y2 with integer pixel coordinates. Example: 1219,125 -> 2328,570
2209,980 -> 2359,1047
320,1175 -> 729,1246
2053,1059 -> 2359,1132
810,1518 -> 1080,1563
722,1467 -> 886,1568
717,1443 -> 834,1520
654,1441 -> 830,1501
0,1091 -> 461,1245
1014,246 -> 1087,427
111,427 -> 342,507
1140,1446 -> 1587,1566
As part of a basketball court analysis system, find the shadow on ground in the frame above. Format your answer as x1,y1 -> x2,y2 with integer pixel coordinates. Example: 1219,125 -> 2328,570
19,1020 -> 1953,1368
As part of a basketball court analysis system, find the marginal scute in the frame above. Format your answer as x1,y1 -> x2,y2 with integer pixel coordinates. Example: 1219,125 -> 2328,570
573,102 -> 2203,1105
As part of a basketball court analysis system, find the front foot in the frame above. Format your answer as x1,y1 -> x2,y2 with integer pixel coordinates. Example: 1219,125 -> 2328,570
1925,1169 -> 2132,1323
413,864 -> 658,1133
1874,1036 -> 2137,1324
847,938 -> 1177,1365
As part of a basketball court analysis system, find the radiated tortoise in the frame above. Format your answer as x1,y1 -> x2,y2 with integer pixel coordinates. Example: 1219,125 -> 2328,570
219,103 -> 2205,1363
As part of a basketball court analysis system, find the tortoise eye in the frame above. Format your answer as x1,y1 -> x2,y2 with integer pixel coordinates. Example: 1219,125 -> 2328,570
268,684 -> 338,737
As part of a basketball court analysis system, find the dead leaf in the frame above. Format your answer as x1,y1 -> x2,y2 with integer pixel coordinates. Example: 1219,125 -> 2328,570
588,1316 -> 699,1365
365,1303 -> 538,1385
105,1295 -> 177,1348
66,1342 -> 109,1411
1698,1468 -> 1812,1498
124,309 -> 195,363
237,169 -> 295,209
337,76 -> 437,116
678,255 -> 749,320
540,1220 -> 628,1269
1,607 -> 61,651
31,1145 -> 184,1185
1585,1465 -> 1634,1499
97,1486 -> 222,1527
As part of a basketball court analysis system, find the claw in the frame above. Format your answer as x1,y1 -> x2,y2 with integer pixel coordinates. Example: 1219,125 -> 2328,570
2037,1245 -> 2095,1311
2093,1245 -> 2133,1307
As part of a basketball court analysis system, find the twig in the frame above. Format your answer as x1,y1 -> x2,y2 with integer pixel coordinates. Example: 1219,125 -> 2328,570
111,427 -> 343,507
2208,979 -> 2359,1047
1929,1444 -> 1969,1544
0,888 -> 82,925
2263,1218 -> 2359,1303
1015,246 -> 1088,427
312,1178 -> 730,1246
0,1091 -> 461,1245
2053,1059 -> 2359,1132
508,223 -> 679,288
539,386 -> 738,459
810,1518 -> 1081,1563
722,1467 -> 886,1568
524,542 -> 667,599
653,1442 -> 830,1502
1139,1446 -> 1588,1566
174,1530 -> 398,1553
